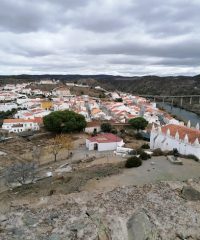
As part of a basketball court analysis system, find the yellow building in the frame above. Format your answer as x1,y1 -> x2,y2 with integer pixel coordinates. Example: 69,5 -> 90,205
41,101 -> 53,110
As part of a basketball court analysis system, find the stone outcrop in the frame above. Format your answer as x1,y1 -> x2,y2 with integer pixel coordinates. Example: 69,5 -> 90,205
127,211 -> 155,240
181,186 -> 200,201
0,180 -> 200,240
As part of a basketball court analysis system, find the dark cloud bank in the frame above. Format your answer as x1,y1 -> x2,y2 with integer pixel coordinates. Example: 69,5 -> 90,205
0,0 -> 200,76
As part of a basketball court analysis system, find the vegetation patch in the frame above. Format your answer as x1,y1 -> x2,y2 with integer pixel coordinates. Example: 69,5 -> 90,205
125,156 -> 142,168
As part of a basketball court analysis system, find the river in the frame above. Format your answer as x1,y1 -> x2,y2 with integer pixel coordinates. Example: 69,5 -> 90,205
157,102 -> 200,127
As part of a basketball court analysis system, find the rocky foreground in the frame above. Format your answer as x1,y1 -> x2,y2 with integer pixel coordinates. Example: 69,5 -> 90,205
0,179 -> 200,240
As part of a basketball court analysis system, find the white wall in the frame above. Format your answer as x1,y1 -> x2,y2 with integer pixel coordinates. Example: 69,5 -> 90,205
85,126 -> 101,134
0,103 -> 18,112
150,130 -> 200,159
2,122 -> 40,133
86,139 -> 124,151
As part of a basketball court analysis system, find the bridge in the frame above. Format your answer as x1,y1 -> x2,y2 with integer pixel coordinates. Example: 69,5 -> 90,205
138,95 -> 200,106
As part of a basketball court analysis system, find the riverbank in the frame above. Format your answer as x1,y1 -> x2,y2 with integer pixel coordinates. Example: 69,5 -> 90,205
157,102 -> 200,126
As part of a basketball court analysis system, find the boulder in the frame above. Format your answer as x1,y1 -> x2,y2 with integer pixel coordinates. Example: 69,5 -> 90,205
127,211 -> 155,240
181,186 -> 200,201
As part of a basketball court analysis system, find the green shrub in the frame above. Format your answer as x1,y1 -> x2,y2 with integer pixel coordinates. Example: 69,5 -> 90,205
125,156 -> 142,168
136,148 -> 144,155
111,128 -> 118,134
140,151 -> 151,160
141,143 -> 150,149
185,154 -> 199,162
101,123 -> 112,133
135,132 -> 143,140
152,148 -> 165,156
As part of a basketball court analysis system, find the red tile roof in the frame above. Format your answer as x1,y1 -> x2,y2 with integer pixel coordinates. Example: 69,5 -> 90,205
88,133 -> 122,143
161,124 -> 200,144
4,117 -> 43,124
86,121 -> 101,127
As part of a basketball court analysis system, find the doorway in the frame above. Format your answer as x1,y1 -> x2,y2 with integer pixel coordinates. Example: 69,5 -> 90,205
94,143 -> 98,150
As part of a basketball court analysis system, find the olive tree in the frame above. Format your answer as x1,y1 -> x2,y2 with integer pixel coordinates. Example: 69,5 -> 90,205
128,117 -> 148,132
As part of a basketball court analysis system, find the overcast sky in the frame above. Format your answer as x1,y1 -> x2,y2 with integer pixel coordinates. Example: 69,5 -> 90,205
0,0 -> 200,76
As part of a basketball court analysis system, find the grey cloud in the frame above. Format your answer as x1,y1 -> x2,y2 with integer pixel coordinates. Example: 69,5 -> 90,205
0,0 -> 91,33
0,0 -> 199,75
87,39 -> 200,59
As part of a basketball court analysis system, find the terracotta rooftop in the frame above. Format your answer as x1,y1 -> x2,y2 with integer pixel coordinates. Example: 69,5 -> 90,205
161,124 -> 200,144
4,117 -> 43,124
86,121 -> 101,127
88,133 -> 122,143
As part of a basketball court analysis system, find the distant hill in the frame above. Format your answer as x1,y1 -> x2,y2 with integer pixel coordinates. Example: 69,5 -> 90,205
1,74 -> 200,96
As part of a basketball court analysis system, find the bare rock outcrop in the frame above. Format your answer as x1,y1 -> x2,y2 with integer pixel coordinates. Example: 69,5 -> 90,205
0,180 -> 200,240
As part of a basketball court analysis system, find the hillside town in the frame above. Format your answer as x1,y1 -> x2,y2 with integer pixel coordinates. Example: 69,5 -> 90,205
0,80 -> 200,240
0,80 -> 199,159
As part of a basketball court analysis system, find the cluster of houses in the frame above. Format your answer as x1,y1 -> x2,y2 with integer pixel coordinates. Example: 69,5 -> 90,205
0,81 -> 199,159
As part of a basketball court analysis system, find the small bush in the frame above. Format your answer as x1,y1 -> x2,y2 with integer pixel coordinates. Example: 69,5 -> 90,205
185,154 -> 199,162
111,128 -> 118,134
120,129 -> 125,134
140,151 -> 151,160
141,143 -> 150,149
136,148 -> 144,155
125,156 -> 142,168
135,132 -> 143,140
152,148 -> 165,156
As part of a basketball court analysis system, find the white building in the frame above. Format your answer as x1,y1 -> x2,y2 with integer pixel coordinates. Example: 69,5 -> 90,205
0,103 -> 18,112
150,122 -> 200,159
2,118 -> 42,133
52,87 -> 70,97
16,95 -> 29,105
39,79 -> 56,85
85,121 -> 101,134
86,133 -> 124,151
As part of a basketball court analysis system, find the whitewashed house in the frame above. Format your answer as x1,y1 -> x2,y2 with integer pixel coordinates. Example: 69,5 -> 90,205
0,103 -> 18,112
85,121 -> 101,134
150,122 -> 200,159
52,87 -> 70,97
16,95 -> 29,105
86,133 -> 124,151
2,118 -> 42,133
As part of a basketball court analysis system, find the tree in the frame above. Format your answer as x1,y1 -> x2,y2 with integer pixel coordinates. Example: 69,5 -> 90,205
125,156 -> 142,168
5,161 -> 38,186
43,110 -> 87,133
128,117 -> 148,132
101,123 -> 112,133
115,98 -> 123,102
65,135 -> 74,158
49,135 -> 72,162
